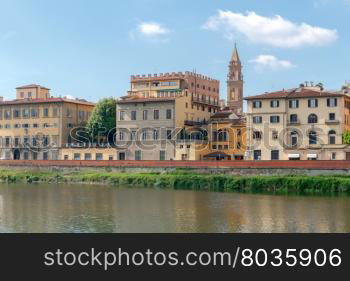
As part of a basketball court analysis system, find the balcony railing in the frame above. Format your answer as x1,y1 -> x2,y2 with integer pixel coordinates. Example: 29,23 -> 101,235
288,119 -> 301,125
325,119 -> 340,125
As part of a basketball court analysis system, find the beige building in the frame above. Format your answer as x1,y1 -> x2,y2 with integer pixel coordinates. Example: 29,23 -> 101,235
59,147 -> 118,161
245,86 -> 350,161
116,72 -> 220,160
0,84 -> 95,160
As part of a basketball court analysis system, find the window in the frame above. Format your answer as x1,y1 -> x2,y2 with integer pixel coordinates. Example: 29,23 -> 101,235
308,114 -> 318,124
291,131 -> 298,147
272,131 -> 278,140
14,137 -> 20,147
309,131 -> 317,145
308,99 -> 318,108
4,110 -> 11,119
23,152 -> 29,160
142,130 -> 148,140
160,151 -> 166,161
253,131 -> 262,140
5,137 -> 10,147
64,155 -> 69,160
119,131 -> 125,141
28,92 -> 32,98
33,152 -> 38,160
43,152 -> 48,160
13,109 -> 20,118
271,150 -> 279,160
270,100 -> 280,108
135,151 -> 142,161
143,110 -> 148,120
153,129 -> 159,140
237,142 -> 241,149
96,153 -> 103,161
119,111 -> 125,121
22,109 -> 29,118
329,113 -> 336,121
224,145 -> 229,150
32,137 -> 37,146
31,108 -> 38,117
53,108 -> 59,117
254,150 -> 261,160
252,116 -> 262,124
252,101 -> 262,108
289,100 -> 299,108
270,116 -> 280,123
290,114 -> 298,123
166,109 -> 172,119
131,111 -> 137,120
33,123 -> 38,128
74,153 -> 81,160
329,130 -> 336,145
130,131 -> 136,141
167,129 -> 172,140
154,110 -> 159,120
237,129 -> 242,137
327,98 -> 338,107
43,108 -> 49,117
43,136 -> 49,146
109,155 -> 114,161
331,152 -> 337,160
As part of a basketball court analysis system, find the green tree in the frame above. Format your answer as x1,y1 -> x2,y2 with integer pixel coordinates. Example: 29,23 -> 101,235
86,98 -> 116,143
343,131 -> 350,144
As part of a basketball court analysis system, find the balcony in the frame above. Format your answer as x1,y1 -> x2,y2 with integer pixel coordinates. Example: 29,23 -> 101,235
325,119 -> 340,125
288,119 -> 301,125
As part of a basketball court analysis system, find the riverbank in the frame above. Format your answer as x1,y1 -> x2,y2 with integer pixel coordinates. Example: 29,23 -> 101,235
1,169 -> 350,194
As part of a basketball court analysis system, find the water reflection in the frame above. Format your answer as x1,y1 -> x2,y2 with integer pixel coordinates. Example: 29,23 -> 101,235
0,183 -> 349,233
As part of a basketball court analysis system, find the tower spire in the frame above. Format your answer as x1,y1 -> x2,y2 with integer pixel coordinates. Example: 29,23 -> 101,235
231,43 -> 241,63
227,44 -> 243,114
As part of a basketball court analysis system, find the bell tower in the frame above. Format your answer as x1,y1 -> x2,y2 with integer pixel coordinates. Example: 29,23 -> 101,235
227,44 -> 243,113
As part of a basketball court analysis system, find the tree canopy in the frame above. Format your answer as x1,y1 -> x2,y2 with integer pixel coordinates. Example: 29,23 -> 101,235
86,97 -> 116,143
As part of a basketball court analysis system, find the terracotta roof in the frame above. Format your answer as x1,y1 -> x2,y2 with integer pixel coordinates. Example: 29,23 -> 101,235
244,88 -> 344,100
0,98 -> 95,106
116,97 -> 176,104
16,84 -> 50,90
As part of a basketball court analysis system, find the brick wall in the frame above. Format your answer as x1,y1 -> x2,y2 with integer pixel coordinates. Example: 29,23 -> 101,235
0,160 -> 350,170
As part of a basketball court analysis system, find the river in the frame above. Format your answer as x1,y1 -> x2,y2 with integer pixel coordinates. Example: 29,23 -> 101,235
0,183 -> 349,233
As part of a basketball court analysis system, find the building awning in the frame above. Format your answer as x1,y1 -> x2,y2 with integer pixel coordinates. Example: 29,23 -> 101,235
288,154 -> 300,158
307,154 -> 318,159
204,152 -> 230,158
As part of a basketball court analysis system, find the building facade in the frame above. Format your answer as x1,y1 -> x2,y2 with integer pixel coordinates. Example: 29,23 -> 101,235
245,86 -> 350,161
116,72 -> 220,160
0,85 -> 95,160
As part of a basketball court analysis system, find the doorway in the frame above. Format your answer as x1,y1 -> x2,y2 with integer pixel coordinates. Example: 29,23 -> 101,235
13,149 -> 21,160
119,152 -> 126,161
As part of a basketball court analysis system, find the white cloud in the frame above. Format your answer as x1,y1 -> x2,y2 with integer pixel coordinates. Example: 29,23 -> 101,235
129,21 -> 170,43
203,10 -> 338,48
137,22 -> 170,37
249,55 -> 295,70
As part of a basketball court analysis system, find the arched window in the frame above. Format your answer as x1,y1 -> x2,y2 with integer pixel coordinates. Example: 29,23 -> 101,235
308,114 -> 318,124
329,130 -> 336,145
309,131 -> 317,145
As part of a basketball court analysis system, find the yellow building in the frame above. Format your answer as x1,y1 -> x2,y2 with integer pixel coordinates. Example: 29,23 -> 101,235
0,84 -> 95,160
175,110 -> 246,161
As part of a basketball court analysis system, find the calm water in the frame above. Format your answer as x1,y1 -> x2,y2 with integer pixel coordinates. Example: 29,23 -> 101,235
0,183 -> 350,233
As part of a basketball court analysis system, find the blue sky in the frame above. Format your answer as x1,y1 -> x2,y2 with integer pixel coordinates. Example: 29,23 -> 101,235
0,0 -> 349,102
